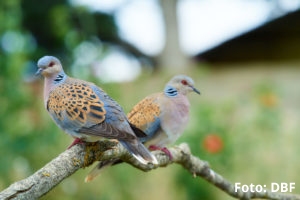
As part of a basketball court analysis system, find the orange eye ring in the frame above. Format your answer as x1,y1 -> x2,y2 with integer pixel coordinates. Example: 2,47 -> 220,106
49,61 -> 55,67
181,80 -> 188,85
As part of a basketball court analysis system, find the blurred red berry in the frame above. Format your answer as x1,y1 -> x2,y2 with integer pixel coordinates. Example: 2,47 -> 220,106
203,134 -> 223,153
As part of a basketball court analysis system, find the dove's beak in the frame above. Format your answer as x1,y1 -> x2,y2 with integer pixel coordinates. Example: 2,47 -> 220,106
192,86 -> 200,95
35,68 -> 43,76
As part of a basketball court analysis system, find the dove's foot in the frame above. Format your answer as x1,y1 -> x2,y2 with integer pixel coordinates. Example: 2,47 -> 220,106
67,138 -> 84,149
149,145 -> 173,160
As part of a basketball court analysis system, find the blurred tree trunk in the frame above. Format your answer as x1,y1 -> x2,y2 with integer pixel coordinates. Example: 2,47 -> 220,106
157,0 -> 193,71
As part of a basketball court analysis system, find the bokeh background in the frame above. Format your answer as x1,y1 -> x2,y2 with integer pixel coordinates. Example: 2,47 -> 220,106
1,0 -> 300,199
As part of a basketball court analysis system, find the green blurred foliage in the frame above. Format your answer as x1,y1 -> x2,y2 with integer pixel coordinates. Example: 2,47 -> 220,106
0,0 -> 120,192
1,1 -> 300,200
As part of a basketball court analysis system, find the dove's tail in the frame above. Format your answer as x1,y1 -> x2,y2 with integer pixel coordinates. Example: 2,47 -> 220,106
120,140 -> 158,165
85,141 -> 157,182
85,141 -> 158,182
85,159 -> 118,182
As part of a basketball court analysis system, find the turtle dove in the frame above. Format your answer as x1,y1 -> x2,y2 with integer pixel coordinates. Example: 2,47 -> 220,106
85,75 -> 200,182
36,55 -> 158,165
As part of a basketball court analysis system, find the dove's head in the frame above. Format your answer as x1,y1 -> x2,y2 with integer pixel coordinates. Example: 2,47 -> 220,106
165,75 -> 200,96
36,56 -> 64,77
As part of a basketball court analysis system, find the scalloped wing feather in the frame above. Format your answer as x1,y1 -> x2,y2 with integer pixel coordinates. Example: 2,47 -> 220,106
127,94 -> 162,135
79,122 -> 136,140
47,79 -> 106,130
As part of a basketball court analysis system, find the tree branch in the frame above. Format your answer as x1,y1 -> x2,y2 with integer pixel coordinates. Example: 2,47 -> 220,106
0,141 -> 299,200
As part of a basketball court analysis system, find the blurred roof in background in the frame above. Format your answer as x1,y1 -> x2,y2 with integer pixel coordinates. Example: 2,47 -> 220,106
195,9 -> 300,63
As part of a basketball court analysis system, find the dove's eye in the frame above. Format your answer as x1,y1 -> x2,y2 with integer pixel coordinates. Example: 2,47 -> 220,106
181,80 -> 188,85
49,61 -> 55,67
